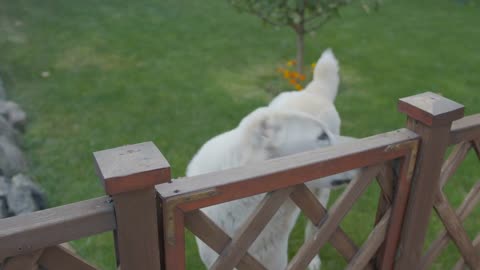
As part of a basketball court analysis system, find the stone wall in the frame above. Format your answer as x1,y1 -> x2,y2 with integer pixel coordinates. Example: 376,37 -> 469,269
0,77 -> 46,218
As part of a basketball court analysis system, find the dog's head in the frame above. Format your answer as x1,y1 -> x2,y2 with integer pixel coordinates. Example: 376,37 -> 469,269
239,108 -> 335,158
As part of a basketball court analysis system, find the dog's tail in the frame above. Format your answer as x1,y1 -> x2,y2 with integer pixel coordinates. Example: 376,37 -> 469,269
304,48 -> 339,102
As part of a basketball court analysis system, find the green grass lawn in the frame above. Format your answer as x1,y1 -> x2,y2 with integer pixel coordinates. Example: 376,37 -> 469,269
1,0 -> 479,269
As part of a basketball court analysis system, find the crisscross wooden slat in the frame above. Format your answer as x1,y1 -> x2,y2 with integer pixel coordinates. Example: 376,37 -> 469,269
453,234 -> 480,270
210,187 -> 295,270
375,163 -> 395,223
38,245 -> 98,270
439,141 -> 472,188
473,139 -> 480,159
346,208 -> 392,270
419,139 -> 480,270
434,191 -> 480,268
372,162 -> 396,269
287,164 -> 383,270
421,181 -> 480,269
376,163 -> 395,203
3,250 -> 43,270
3,245 -> 99,270
184,210 -> 266,270
289,184 -> 365,266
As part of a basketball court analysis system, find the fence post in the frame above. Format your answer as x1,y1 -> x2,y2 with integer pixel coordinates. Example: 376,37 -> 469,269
93,141 -> 170,270
394,92 -> 464,269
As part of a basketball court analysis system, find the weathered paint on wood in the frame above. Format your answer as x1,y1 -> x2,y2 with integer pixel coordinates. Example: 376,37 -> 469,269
3,250 -> 43,270
0,197 -> 115,260
395,92 -> 465,269
421,181 -> 480,269
94,141 -> 171,195
185,210 -> 267,270
157,129 -> 418,212
211,188 -> 294,270
287,165 -> 382,270
94,141 -> 170,270
290,184 -> 363,265
398,91 -> 464,127
449,114 -> 480,145
112,189 -> 163,270
39,245 -> 98,270
433,192 -> 480,268
439,141 -> 471,188
373,163 -> 395,269
345,209 -> 391,270
378,143 -> 418,270
162,207 -> 186,270
453,234 -> 480,270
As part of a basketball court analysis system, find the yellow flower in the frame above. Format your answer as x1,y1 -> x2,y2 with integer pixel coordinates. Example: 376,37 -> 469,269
287,60 -> 297,67
295,84 -> 303,90
289,79 -> 297,85
283,70 -> 291,79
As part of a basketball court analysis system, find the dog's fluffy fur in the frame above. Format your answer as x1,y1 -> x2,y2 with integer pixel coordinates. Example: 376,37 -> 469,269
269,49 -> 341,134
268,49 -> 348,269
187,49 -> 355,269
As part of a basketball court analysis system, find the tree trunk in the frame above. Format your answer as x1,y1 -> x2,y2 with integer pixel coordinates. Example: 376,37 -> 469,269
296,31 -> 304,75
295,2 -> 305,75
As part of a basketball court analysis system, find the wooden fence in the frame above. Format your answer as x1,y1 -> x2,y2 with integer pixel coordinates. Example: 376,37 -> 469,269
0,92 -> 479,270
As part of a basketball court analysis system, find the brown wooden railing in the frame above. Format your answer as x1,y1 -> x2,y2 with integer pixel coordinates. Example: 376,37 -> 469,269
156,128 -> 419,270
0,92 -> 479,270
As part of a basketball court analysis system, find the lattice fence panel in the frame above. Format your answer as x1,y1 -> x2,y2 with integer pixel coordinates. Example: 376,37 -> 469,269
184,161 -> 412,270
2,244 -> 99,270
420,139 -> 480,270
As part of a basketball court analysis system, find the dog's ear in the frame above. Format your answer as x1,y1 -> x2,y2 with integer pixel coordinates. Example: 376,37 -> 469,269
241,108 -> 328,149
240,108 -> 336,153
240,108 -> 283,148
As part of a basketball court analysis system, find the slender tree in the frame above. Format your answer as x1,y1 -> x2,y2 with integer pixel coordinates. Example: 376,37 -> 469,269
229,0 -> 379,74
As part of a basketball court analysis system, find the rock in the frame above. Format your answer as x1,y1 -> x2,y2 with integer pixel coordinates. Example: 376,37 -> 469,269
0,78 -> 6,100
0,137 -> 27,177
0,198 -> 8,218
0,176 -> 9,197
0,101 -> 27,132
0,101 -> 7,116
5,101 -> 27,132
0,176 -> 9,218
0,116 -> 21,145
6,174 -> 46,215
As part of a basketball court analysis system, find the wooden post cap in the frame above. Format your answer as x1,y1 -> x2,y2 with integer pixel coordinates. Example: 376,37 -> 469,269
93,141 -> 171,195
398,92 -> 464,126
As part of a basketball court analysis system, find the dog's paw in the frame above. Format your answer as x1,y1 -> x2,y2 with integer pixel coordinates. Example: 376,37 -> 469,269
308,255 -> 322,270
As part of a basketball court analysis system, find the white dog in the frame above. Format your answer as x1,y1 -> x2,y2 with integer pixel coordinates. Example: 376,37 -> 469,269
187,49 -> 355,269
268,49 -> 348,269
